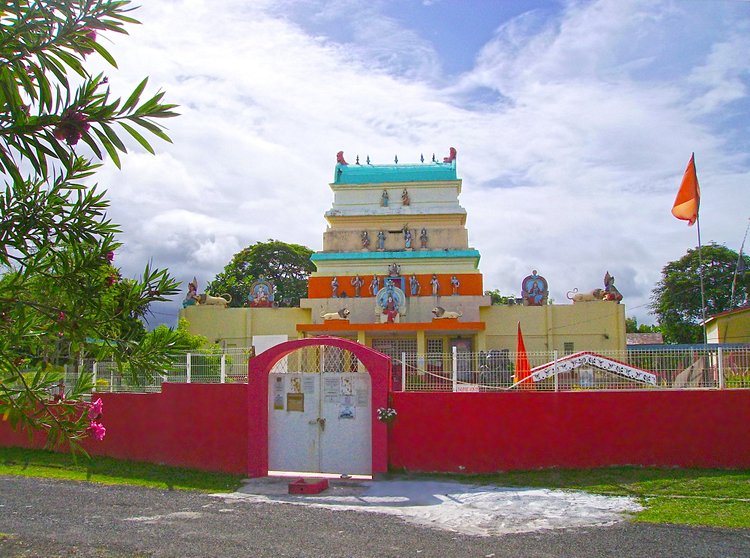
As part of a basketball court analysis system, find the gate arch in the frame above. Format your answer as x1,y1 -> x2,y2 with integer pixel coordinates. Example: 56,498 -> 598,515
247,336 -> 392,477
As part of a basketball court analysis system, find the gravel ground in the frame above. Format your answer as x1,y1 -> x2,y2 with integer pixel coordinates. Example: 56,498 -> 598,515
2,475 -> 750,558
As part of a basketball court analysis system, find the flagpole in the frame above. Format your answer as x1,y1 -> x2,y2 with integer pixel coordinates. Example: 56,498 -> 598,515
730,218 -> 750,308
696,214 -> 708,345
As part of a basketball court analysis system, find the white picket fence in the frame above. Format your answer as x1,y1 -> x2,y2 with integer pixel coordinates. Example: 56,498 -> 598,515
61,346 -> 750,394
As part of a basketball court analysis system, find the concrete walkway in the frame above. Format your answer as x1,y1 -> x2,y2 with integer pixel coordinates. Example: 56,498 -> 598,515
223,476 -> 643,536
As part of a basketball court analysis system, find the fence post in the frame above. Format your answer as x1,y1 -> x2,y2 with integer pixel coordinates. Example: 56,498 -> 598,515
92,362 -> 98,391
452,346 -> 458,392
553,350 -> 559,392
718,346 -> 724,389
220,353 -> 226,384
401,352 -> 406,392
186,353 -> 192,384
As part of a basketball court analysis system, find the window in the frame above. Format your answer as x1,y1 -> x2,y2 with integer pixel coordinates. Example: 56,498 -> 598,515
564,342 -> 574,355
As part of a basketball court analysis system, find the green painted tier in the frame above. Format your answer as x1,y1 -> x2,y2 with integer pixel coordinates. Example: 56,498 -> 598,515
333,161 -> 457,184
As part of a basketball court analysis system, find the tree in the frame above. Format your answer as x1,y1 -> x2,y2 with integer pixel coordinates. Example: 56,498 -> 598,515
1,1 -> 185,449
625,317 -> 660,334
484,289 -> 516,305
650,242 -> 750,343
207,240 -> 315,307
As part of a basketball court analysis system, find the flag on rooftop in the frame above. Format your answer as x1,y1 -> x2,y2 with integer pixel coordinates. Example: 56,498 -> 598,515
672,153 -> 700,226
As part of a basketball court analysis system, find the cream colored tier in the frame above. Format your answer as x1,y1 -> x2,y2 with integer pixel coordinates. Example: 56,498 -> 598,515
325,180 -> 465,219
323,226 -> 469,252
301,295 -> 491,324
310,256 -> 481,277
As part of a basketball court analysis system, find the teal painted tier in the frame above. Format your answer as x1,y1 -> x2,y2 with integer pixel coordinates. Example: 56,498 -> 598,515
333,162 -> 457,184
311,249 -> 480,262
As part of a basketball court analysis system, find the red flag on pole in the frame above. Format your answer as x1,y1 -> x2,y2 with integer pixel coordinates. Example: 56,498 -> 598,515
514,322 -> 534,390
672,153 -> 700,226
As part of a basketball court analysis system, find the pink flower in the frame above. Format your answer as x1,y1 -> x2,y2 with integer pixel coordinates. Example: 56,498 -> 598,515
106,251 -> 115,262
57,311 -> 65,321
106,274 -> 118,287
88,398 -> 103,420
53,110 -> 90,146
88,421 -> 106,441
79,28 -> 97,55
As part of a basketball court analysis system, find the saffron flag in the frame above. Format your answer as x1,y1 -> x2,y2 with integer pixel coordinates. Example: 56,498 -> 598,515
514,322 -> 534,390
672,153 -> 700,226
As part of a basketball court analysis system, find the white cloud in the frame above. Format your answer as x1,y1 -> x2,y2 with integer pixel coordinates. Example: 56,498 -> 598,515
82,0 -> 749,327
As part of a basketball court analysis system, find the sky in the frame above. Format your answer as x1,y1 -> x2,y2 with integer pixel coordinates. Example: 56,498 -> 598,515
87,0 -> 750,327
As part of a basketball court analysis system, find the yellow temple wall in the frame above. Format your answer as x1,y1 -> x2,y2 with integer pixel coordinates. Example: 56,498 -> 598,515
480,302 -> 626,353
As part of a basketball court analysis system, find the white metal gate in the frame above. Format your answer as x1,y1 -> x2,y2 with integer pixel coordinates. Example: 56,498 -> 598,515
267,347 -> 372,475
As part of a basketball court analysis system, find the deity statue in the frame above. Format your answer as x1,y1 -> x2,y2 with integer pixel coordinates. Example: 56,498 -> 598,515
369,274 -> 380,296
331,276 -> 339,298
410,274 -> 420,296
351,275 -> 364,297
451,275 -> 460,295
182,277 -> 200,307
603,271 -> 623,303
420,227 -> 428,248
361,231 -> 370,249
381,190 -> 389,207
377,231 -> 386,250
404,228 -> 412,249
430,274 -> 440,297
388,262 -> 401,277
401,188 -> 410,206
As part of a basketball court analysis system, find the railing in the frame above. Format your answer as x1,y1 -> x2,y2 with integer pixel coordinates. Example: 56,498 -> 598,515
396,347 -> 750,392
59,346 -> 750,394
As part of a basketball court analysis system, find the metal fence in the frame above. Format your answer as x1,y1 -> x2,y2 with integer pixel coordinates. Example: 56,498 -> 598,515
61,346 -> 750,394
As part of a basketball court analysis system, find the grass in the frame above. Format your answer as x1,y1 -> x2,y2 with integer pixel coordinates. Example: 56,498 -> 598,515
2,448 -> 749,529
0,446 -> 244,492
420,467 -> 750,529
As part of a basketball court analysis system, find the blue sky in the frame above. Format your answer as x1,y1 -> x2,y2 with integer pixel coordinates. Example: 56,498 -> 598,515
87,0 -> 750,326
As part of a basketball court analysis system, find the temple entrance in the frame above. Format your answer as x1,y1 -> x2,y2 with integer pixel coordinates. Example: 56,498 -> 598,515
268,346 -> 371,474
247,336 -> 391,478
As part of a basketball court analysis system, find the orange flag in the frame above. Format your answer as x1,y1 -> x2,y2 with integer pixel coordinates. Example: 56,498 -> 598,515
514,322 -> 533,390
672,153 -> 700,226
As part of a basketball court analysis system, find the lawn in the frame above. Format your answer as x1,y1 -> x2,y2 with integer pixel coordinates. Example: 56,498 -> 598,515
0,446 -> 244,493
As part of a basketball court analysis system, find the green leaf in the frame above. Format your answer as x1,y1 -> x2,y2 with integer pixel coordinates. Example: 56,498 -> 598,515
119,122 -> 155,154
122,77 -> 148,113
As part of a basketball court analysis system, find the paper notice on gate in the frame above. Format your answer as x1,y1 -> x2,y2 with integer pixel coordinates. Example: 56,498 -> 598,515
323,377 -> 340,402
302,376 -> 316,394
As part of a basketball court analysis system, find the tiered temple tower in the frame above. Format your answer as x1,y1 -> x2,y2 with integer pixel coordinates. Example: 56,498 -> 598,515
299,149 -> 491,358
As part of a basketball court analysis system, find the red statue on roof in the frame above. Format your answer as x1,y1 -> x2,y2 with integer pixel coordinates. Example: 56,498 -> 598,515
443,147 -> 457,163
336,151 -> 348,165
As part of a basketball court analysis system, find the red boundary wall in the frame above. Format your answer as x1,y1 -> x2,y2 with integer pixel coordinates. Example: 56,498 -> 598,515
389,390 -> 750,471
3,388 -> 750,474
0,383 -> 249,475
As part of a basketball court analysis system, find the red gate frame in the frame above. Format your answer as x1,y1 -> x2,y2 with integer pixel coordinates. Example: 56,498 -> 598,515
247,336 -> 392,477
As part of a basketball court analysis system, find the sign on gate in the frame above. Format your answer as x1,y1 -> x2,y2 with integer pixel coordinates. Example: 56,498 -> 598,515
268,371 -> 372,475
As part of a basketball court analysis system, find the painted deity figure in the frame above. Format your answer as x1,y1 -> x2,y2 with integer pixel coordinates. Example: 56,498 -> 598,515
410,274 -> 420,296
451,275 -> 460,295
351,275 -> 364,297
401,189 -> 410,206
377,231 -> 386,250
370,274 -> 380,296
430,274 -> 440,297
361,231 -> 370,249
331,276 -> 339,298
182,277 -> 200,307
603,271 -> 623,303
381,190 -> 389,207
388,262 -> 401,277
404,228 -> 412,249
420,228 -> 428,248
